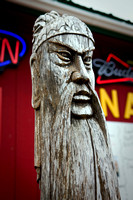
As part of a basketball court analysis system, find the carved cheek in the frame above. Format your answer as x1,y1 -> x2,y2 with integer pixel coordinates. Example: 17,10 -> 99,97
53,66 -> 67,85
46,64 -> 69,101
88,69 -> 95,89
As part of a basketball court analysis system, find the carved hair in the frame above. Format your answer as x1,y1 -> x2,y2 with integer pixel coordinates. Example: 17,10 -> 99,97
32,11 -> 94,53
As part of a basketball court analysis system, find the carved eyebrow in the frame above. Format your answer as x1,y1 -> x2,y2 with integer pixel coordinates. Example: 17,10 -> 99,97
84,47 -> 95,52
48,40 -> 95,54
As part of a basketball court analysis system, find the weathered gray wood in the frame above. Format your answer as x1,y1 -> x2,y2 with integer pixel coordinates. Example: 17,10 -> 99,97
30,11 -> 121,200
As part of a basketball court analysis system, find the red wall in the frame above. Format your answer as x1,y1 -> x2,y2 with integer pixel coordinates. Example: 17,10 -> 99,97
0,3 -> 40,200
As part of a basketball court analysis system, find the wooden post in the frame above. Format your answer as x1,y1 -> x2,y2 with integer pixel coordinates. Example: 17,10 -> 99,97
30,11 -> 121,200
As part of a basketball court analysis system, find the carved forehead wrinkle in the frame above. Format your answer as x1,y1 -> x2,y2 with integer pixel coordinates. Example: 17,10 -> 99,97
48,34 -> 94,53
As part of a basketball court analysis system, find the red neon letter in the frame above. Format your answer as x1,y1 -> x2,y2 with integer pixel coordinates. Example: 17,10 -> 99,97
0,38 -> 20,64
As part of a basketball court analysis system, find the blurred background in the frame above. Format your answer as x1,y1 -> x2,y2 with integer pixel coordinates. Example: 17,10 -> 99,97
0,0 -> 133,199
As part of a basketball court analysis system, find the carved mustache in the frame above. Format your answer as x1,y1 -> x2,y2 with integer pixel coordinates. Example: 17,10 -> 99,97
60,81 -> 94,106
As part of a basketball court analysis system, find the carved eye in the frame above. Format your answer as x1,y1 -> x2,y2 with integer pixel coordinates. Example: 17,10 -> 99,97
83,55 -> 92,66
57,50 -> 72,62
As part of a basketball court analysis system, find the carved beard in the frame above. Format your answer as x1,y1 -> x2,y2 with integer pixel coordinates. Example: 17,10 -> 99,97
38,83 -> 120,200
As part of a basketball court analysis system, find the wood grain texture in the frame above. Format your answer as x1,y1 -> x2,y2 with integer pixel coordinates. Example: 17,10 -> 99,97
30,11 -> 121,200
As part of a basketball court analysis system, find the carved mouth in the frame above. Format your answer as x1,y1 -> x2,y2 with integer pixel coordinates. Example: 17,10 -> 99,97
71,90 -> 93,118
72,90 -> 91,103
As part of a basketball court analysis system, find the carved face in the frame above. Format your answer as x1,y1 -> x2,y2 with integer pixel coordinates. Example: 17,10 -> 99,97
40,34 -> 95,118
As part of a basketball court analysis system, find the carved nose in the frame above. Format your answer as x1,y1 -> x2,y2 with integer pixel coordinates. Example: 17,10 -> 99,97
71,56 -> 89,83
71,71 -> 89,83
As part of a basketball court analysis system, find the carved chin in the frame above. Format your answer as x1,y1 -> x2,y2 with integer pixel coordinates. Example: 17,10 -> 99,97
71,102 -> 93,118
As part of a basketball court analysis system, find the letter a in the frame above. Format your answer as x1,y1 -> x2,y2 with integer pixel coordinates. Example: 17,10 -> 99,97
124,92 -> 133,119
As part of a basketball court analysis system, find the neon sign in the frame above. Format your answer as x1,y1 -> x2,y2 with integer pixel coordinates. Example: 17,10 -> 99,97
0,29 -> 26,68
93,53 -> 133,84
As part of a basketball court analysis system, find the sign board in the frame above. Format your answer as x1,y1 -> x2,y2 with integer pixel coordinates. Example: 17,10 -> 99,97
93,32 -> 133,200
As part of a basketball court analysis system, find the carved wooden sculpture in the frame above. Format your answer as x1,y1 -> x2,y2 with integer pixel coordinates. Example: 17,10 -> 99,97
30,11 -> 121,200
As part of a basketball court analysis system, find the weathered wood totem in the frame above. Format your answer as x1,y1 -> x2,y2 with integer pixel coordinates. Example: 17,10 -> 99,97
30,11 -> 121,200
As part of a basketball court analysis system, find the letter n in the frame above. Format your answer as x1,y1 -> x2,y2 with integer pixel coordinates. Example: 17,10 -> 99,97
99,88 -> 120,118
0,38 -> 19,64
